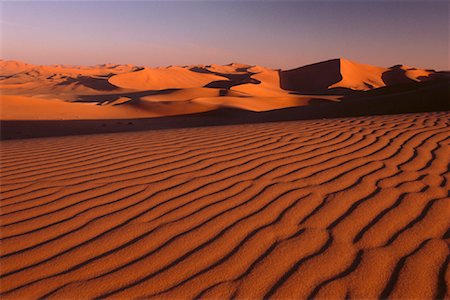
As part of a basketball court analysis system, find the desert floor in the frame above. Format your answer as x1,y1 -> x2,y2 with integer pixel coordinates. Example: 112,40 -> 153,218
1,111 -> 449,299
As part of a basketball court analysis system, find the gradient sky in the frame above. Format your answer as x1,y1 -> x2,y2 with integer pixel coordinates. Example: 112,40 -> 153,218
1,0 -> 449,70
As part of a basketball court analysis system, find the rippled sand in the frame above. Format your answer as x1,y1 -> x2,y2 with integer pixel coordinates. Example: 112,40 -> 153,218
1,112 -> 449,299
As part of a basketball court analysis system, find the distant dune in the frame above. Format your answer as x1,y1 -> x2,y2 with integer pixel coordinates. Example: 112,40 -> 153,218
108,67 -> 228,90
1,56 -> 449,299
279,58 -> 445,93
1,58 -> 448,137
1,112 -> 449,298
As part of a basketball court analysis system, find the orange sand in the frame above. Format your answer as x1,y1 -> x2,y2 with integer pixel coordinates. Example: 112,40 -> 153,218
1,112 -> 449,299
1,58 -> 449,298
2,58 -> 448,123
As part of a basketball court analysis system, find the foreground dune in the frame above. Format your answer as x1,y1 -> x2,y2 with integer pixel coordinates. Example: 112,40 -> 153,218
1,112 -> 449,299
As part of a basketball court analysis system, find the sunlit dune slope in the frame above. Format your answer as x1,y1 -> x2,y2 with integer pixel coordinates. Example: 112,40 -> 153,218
230,67 -> 291,97
0,112 -> 449,299
279,58 -> 443,93
108,67 -> 228,90
0,95 -> 216,120
1,58 -> 448,123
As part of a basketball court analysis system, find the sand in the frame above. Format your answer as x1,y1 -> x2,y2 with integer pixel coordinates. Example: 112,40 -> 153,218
1,57 -> 450,298
1,58 -> 448,125
0,112 -> 449,299
108,67 -> 228,90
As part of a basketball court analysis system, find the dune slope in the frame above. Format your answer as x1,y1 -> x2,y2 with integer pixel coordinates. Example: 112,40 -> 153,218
1,112 -> 449,299
108,67 -> 228,90
1,59 -> 448,127
279,58 -> 441,93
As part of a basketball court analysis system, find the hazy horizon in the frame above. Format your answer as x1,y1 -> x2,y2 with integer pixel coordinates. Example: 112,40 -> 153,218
1,0 -> 449,70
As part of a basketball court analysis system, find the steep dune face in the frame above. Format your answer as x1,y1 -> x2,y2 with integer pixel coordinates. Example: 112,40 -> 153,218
108,67 -> 228,90
280,59 -> 344,93
329,58 -> 387,90
279,58 -> 389,93
230,67 -> 291,97
1,112 -> 448,299
279,58 -> 441,93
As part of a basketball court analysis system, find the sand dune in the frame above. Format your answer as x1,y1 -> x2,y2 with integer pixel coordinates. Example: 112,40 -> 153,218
0,94 -> 217,121
230,67 -> 291,97
279,58 -> 443,93
205,63 -> 251,74
192,95 -> 322,112
1,58 -> 448,126
108,67 -> 228,90
0,112 -> 449,299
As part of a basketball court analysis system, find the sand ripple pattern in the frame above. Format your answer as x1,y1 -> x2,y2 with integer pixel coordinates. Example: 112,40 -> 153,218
1,112 -> 449,299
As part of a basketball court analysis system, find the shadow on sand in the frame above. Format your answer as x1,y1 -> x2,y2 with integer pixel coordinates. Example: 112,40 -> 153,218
57,76 -> 120,91
72,89 -> 180,105
2,80 -> 448,140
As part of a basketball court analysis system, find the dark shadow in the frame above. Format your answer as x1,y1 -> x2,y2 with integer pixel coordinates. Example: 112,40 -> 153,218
417,70 -> 450,82
204,76 -> 260,89
381,66 -> 416,86
72,89 -> 180,105
288,87 -> 363,97
190,66 -> 261,89
219,89 -> 228,96
204,80 -> 236,89
337,80 -> 450,116
57,76 -> 119,91
3,79 -> 448,140
189,66 -> 212,74
308,98 -> 341,105
341,78 -> 449,101
279,58 -> 343,94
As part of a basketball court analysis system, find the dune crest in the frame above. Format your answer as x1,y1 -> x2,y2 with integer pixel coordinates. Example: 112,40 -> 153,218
0,58 -> 448,124
230,67 -> 290,97
279,58 -> 444,93
329,58 -> 387,90
0,60 -> 35,76
108,67 -> 228,90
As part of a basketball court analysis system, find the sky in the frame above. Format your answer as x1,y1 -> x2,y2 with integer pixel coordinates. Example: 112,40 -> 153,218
1,0 -> 449,70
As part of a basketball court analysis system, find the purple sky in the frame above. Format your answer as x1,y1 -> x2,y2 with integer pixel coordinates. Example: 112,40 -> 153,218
1,1 -> 449,70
